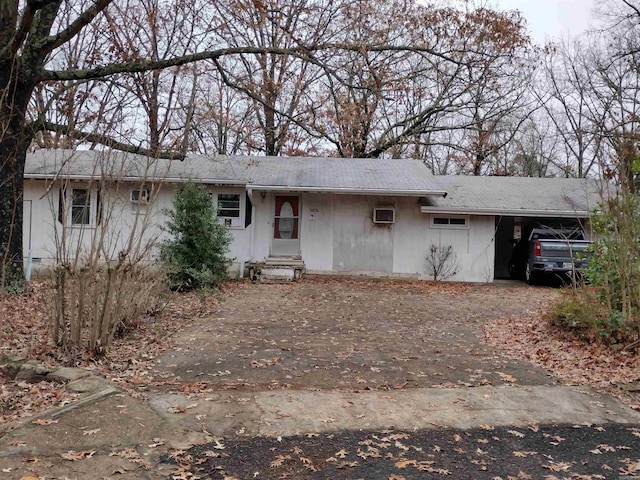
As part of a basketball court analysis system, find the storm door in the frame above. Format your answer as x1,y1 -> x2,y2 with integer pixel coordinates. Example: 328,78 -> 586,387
272,195 -> 300,256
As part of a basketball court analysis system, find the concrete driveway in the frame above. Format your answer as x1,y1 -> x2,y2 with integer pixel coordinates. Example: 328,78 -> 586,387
152,279 -> 558,392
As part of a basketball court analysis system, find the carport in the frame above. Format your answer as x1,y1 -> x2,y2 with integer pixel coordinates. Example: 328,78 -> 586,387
493,215 -> 588,279
420,176 -> 601,281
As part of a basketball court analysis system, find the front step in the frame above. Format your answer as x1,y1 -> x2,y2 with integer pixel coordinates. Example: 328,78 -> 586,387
247,257 -> 305,283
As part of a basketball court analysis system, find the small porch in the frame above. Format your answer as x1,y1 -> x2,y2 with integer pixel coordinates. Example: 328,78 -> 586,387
247,256 -> 306,283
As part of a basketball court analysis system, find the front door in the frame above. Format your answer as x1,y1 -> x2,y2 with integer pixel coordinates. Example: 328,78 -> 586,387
272,195 -> 300,256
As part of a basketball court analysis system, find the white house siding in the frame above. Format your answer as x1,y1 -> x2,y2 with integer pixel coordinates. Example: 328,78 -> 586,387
250,192 -> 274,262
331,196 -> 394,273
23,180 -> 251,276
425,215 -> 496,283
24,181 -> 496,282
391,196 -> 431,277
249,192 -> 495,282
24,180 -> 58,262
299,193 -> 334,271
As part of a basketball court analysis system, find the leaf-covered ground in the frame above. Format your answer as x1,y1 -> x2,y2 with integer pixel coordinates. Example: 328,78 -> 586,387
2,278 -> 640,432
0,280 -> 235,427
3,279 -> 640,479
483,301 -> 640,411
149,279 -> 557,393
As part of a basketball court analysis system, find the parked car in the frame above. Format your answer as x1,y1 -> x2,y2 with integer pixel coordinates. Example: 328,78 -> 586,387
508,227 -> 592,285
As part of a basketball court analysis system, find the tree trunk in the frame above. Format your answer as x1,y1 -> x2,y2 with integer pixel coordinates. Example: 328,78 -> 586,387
0,66 -> 36,292
0,134 -> 27,291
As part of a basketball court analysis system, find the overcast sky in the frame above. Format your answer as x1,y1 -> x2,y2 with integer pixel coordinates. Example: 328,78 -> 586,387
493,0 -> 596,43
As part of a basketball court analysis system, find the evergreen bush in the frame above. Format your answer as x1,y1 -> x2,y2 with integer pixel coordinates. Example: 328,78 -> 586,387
161,182 -> 231,291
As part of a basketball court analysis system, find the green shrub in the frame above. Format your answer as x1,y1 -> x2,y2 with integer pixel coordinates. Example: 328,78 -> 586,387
549,288 -> 626,344
161,182 -> 231,291
580,190 -> 640,343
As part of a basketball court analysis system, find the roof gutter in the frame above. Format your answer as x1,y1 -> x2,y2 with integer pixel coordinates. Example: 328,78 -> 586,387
420,206 -> 590,218
249,184 -> 447,197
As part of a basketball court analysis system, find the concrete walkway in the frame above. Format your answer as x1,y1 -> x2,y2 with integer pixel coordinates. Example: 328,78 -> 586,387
147,385 -> 640,438
1,379 -> 639,479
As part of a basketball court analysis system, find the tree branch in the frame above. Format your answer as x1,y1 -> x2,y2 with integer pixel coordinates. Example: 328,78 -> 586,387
622,0 -> 640,19
41,0 -> 113,56
0,2 -> 39,58
40,44 -> 471,82
34,121 -> 185,160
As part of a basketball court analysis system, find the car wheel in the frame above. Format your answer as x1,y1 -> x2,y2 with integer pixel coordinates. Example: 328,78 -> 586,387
525,263 -> 537,285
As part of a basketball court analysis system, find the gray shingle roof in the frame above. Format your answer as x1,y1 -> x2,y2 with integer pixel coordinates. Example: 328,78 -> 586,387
24,150 -> 446,196
23,150 -> 605,215
420,175 -> 604,217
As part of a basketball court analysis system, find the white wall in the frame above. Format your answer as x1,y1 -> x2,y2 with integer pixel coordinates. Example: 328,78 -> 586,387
25,181 -> 497,282
249,192 -> 496,283
424,215 -> 496,283
24,179 -> 251,276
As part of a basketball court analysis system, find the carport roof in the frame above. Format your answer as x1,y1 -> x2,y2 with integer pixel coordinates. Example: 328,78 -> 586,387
24,150 -> 447,197
419,175 -> 605,218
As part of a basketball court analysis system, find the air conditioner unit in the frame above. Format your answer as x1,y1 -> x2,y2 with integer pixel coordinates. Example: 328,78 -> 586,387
373,207 -> 395,224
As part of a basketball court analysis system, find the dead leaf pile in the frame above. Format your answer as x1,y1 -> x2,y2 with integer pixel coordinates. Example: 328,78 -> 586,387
484,305 -> 640,408
0,378 -> 77,431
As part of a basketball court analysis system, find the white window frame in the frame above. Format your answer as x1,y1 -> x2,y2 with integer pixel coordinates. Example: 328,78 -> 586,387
64,184 -> 98,228
211,191 -> 244,228
430,215 -> 469,230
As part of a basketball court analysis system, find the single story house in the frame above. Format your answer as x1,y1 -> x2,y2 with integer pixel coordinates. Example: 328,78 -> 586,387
22,149 -> 603,282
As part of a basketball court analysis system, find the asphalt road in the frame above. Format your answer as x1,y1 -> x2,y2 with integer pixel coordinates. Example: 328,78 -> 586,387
180,423 -> 640,479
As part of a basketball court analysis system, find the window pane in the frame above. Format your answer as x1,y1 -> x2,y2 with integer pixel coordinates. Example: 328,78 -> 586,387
433,217 -> 449,225
219,209 -> 240,217
449,218 -> 466,225
72,188 -> 88,205
72,189 -> 90,225
218,194 -> 240,208
218,193 -> 240,218
274,218 -> 299,239
132,189 -> 149,202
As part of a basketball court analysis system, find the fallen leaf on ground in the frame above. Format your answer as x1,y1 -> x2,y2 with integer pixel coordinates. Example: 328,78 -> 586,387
269,454 -> 291,468
335,449 -> 348,458
513,451 -> 537,457
148,438 -> 166,447
61,450 -> 96,461
32,418 -> 58,426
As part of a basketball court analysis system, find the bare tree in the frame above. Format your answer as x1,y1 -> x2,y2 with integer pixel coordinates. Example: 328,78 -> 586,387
425,243 -> 458,282
313,1 -> 534,160
539,40 -> 605,178
101,0 -> 208,153
209,0 -> 336,156
0,0 -> 348,288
